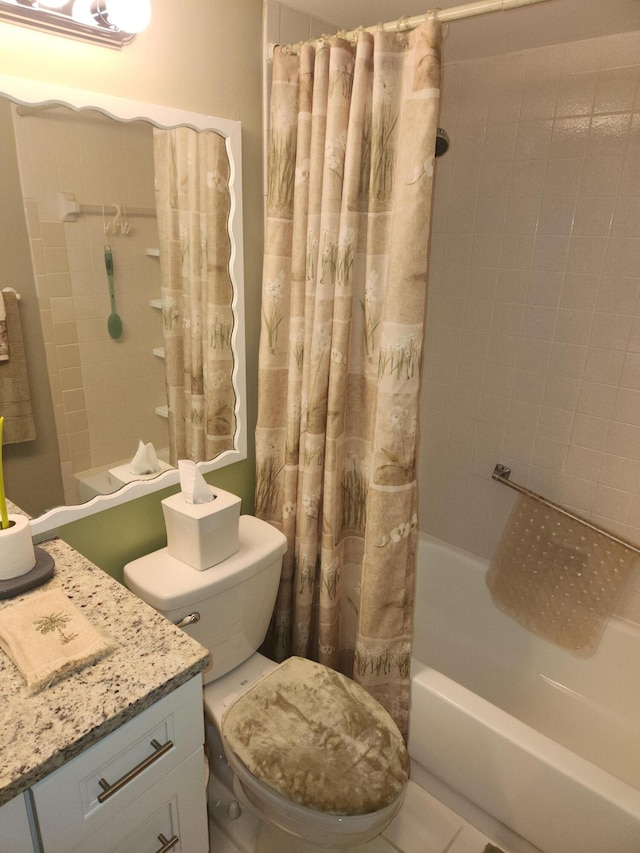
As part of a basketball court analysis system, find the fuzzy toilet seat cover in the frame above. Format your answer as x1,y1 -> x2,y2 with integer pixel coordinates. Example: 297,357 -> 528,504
221,656 -> 409,816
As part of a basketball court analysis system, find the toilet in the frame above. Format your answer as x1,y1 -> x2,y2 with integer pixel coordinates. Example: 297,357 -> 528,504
124,515 -> 408,850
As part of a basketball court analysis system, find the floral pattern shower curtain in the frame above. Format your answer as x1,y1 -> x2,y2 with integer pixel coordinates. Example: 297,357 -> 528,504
256,20 -> 441,735
153,127 -> 236,464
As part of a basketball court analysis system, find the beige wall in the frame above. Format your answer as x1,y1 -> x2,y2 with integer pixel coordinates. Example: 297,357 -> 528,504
419,29 -> 640,624
0,0 -> 262,118
0,0 -> 263,516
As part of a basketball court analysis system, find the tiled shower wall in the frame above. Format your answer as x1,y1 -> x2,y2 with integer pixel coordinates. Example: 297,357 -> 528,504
12,107 -> 167,504
265,1 -> 335,63
419,29 -> 640,622
264,0 -> 336,191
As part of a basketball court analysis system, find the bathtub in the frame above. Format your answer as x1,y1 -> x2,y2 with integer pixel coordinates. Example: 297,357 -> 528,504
408,534 -> 640,853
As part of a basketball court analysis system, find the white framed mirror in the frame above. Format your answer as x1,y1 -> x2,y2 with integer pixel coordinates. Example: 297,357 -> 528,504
0,74 -> 247,540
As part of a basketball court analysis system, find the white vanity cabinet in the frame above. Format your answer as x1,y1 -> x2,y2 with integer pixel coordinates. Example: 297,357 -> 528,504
0,793 -> 35,852
30,677 -> 208,853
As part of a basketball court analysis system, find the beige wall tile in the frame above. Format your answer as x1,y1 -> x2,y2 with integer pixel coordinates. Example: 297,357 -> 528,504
420,29 -> 640,631
571,412 -> 610,450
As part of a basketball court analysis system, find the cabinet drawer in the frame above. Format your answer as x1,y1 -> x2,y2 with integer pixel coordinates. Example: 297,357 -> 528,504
0,793 -> 35,852
69,749 -> 208,853
33,678 -> 203,853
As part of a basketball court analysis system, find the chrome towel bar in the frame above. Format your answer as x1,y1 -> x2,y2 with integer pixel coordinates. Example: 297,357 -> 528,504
491,463 -> 640,557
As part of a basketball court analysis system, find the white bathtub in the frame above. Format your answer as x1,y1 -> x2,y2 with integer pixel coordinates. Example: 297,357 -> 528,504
408,534 -> 640,853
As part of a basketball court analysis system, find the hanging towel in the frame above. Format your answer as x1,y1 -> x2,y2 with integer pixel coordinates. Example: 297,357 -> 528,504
486,494 -> 639,655
0,289 -> 36,444
0,290 -> 8,361
0,586 -> 116,693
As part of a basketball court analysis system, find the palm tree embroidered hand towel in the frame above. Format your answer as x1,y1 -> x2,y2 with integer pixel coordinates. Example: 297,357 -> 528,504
0,587 -> 115,693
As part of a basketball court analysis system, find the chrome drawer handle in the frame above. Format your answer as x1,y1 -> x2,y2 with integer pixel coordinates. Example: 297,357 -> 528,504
97,738 -> 174,803
155,833 -> 179,853
175,612 -> 200,628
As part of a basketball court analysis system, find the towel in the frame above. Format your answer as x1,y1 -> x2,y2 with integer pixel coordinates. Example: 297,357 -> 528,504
487,494 -> 639,654
0,289 -> 36,444
0,587 -> 116,693
0,290 -> 8,361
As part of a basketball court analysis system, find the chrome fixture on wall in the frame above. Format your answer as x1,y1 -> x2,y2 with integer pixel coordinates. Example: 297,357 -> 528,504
0,0 -> 151,48
435,128 -> 450,157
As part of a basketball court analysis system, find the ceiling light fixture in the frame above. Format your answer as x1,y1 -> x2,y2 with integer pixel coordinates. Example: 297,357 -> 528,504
0,0 -> 152,48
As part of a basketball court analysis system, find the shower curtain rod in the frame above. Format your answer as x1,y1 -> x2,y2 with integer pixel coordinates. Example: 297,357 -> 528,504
268,0 -> 556,57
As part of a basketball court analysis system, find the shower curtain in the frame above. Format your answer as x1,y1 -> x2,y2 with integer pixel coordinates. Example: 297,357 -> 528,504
256,19 -> 441,735
153,127 -> 236,465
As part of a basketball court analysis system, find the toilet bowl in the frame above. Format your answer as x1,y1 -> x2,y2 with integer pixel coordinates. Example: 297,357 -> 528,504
124,515 -> 408,850
228,753 -> 404,848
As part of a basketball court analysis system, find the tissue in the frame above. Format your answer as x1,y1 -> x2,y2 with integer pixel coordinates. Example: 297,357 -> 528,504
161,467 -> 241,571
109,441 -> 173,486
129,440 -> 161,475
177,460 -> 213,504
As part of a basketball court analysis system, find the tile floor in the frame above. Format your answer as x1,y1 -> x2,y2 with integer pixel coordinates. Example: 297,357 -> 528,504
209,779 -> 509,853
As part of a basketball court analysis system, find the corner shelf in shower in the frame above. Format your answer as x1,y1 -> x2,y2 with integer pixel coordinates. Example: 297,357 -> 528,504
147,248 -> 167,420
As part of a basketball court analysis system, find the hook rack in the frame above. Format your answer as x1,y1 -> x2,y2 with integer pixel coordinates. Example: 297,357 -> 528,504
57,191 -> 155,230
102,204 -> 133,236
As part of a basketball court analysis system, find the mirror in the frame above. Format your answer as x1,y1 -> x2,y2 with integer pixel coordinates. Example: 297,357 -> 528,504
0,74 -> 246,540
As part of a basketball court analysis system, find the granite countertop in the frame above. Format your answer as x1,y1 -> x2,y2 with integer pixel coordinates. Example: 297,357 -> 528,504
0,515 -> 210,806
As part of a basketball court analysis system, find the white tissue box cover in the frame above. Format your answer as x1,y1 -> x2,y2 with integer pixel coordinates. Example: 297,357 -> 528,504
161,486 -> 241,570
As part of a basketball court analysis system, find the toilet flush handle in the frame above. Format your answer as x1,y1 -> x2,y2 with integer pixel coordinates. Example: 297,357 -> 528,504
174,612 -> 200,628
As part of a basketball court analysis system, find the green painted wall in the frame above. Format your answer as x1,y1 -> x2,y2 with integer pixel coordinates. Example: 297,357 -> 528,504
59,459 -> 255,583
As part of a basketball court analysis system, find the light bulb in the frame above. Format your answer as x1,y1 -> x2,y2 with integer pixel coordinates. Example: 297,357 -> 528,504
103,0 -> 150,34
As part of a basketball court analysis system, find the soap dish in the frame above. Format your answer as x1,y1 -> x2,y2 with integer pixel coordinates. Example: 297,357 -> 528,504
0,548 -> 55,599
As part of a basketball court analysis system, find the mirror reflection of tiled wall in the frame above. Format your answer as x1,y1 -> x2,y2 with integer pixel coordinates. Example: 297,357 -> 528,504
12,106 -> 167,504
420,29 -> 640,624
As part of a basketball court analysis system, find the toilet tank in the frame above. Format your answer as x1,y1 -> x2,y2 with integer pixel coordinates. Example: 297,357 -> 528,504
124,515 -> 287,684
